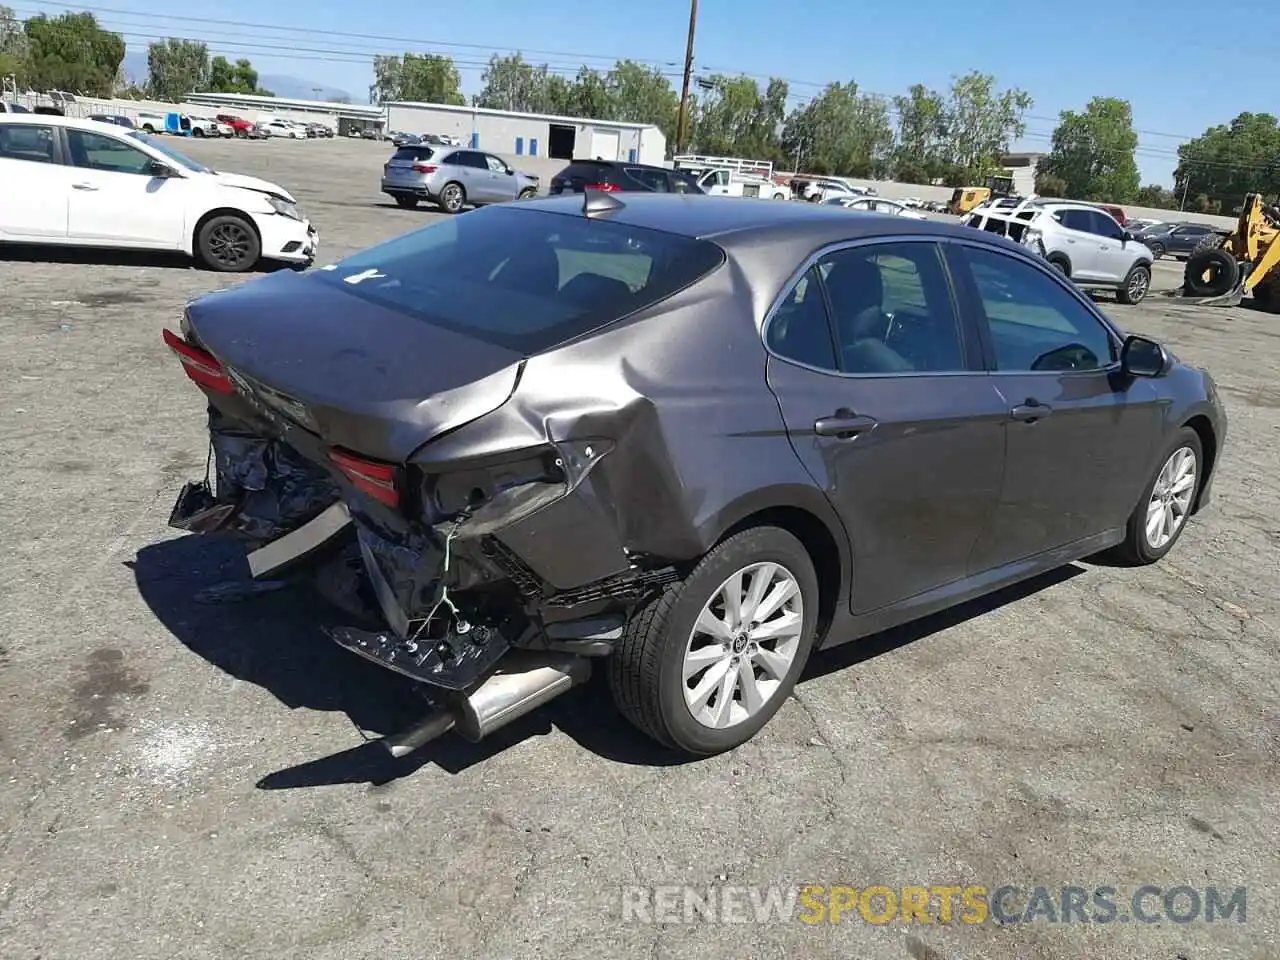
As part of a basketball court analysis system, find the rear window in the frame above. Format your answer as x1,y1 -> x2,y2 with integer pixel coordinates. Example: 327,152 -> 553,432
316,205 -> 726,354
391,145 -> 435,161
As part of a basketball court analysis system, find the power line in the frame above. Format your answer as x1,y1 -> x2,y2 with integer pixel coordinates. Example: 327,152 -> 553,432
7,5 -> 1275,177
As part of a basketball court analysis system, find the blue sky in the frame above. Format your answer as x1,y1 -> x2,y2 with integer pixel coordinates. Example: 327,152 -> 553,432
16,0 -> 1278,185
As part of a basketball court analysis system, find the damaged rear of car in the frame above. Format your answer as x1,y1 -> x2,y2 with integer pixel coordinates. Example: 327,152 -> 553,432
163,196 -> 825,757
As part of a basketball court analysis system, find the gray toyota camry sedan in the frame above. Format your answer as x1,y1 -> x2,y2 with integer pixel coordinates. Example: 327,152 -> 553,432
161,192 -> 1227,758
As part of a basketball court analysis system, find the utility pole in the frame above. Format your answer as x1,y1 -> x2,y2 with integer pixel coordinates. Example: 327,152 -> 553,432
675,0 -> 698,154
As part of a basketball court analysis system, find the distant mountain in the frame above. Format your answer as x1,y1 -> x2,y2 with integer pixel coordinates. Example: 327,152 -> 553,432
119,51 -> 352,103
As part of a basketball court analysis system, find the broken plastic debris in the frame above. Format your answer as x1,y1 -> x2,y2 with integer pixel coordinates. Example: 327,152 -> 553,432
194,580 -> 289,604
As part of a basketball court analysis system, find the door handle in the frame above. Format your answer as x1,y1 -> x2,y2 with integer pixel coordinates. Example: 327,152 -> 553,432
72,183 -> 98,191
1010,401 -> 1052,422
814,411 -> 877,438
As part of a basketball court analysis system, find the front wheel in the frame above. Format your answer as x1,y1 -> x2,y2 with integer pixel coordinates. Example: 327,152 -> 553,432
196,214 -> 261,273
1117,263 -> 1151,305
1111,427 -> 1203,565
608,526 -> 819,755
517,187 -> 537,200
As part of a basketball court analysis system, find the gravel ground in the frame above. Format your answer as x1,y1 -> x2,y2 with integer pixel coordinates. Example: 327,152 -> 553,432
1,136 -> 1276,960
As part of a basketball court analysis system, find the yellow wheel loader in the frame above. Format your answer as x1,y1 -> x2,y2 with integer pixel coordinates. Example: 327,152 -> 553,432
1180,193 -> 1280,310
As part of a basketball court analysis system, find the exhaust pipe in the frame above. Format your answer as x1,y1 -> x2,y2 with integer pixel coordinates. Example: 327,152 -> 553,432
381,650 -> 592,758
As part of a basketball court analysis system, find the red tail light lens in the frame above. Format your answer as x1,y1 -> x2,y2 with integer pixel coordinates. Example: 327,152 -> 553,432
162,328 -> 234,394
329,448 -> 400,508
412,163 -> 437,173
584,182 -> 619,192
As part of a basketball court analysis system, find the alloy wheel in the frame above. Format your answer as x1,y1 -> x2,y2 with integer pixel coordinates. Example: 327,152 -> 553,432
1146,446 -> 1197,549
207,222 -> 252,269
1128,268 -> 1150,301
681,562 -> 804,729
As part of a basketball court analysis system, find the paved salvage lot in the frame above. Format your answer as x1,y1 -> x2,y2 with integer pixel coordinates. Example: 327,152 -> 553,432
1,136 -> 1277,960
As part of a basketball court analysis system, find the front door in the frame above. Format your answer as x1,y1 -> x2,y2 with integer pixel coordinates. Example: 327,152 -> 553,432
63,128 -> 185,247
946,242 -> 1163,570
765,239 -> 1007,614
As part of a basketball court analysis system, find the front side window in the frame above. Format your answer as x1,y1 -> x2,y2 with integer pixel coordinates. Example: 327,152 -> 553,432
484,154 -> 507,173
67,129 -> 155,175
957,244 -> 1118,372
819,242 -> 966,374
0,123 -> 54,162
315,206 -> 725,354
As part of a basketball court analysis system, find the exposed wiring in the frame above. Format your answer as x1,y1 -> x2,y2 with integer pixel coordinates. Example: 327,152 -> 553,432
406,512 -> 468,643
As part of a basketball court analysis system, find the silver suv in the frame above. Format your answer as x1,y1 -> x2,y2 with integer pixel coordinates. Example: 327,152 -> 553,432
381,144 -> 540,214
965,199 -> 1155,304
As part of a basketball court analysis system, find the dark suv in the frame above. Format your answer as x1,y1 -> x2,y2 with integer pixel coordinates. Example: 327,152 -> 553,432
549,160 -> 704,195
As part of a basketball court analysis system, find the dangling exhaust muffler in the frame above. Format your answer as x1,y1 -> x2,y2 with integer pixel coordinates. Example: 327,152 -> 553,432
381,650 -> 592,758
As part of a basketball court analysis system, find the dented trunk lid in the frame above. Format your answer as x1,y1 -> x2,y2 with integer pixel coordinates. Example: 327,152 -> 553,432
183,270 -> 523,463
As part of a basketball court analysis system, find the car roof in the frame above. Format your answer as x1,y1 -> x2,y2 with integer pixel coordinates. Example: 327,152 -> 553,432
514,192 -> 985,247
0,113 -> 141,134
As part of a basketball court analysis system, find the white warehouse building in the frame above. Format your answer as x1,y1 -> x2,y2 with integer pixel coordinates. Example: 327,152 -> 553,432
386,101 -> 667,167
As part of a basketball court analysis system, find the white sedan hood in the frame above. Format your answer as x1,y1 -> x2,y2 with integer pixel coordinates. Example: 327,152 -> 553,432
209,170 -> 296,203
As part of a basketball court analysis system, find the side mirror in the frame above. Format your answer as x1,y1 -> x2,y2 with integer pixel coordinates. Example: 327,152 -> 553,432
1120,334 -> 1171,378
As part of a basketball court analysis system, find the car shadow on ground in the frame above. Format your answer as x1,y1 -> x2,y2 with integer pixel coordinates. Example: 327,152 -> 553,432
0,245 -> 290,272
132,533 -> 1088,788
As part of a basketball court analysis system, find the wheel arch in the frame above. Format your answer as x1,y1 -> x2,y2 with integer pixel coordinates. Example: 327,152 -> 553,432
1045,250 -> 1072,276
190,207 -> 260,257
700,490 -> 852,641
1182,413 -> 1218,514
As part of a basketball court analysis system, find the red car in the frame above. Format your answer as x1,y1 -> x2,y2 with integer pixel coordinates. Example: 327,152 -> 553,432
216,114 -> 257,139
1096,203 -> 1128,227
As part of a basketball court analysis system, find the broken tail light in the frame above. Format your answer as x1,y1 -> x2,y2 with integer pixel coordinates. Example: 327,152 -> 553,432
329,448 -> 401,508
162,328 -> 234,394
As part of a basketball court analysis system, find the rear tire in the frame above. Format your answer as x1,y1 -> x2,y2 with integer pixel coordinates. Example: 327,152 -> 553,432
438,181 -> 466,214
1110,427 -> 1203,565
608,526 -> 820,755
196,214 -> 261,273
1184,247 -> 1239,297
1117,263 -> 1151,305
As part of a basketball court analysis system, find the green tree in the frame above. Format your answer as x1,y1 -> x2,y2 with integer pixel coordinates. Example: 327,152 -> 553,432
1036,96 -> 1140,202
940,71 -> 1032,184
892,84 -> 948,183
371,52 -> 463,105
1135,184 -> 1176,209
782,81 -> 894,177
564,66 -> 612,119
145,38 -> 208,102
22,12 -> 124,96
1,5 -> 29,86
475,53 -> 557,113
606,59 -> 679,140
691,73 -> 788,159
207,56 -> 271,96
1174,112 -> 1280,209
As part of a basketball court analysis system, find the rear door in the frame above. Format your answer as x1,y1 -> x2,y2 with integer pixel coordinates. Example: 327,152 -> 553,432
1086,209 -> 1130,282
764,238 -> 1007,613
1053,208 -> 1105,280
945,241 -> 1163,569
1169,224 -> 1211,254
0,121 -> 69,239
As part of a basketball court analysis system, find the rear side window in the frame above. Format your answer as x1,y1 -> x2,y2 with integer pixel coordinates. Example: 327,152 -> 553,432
317,206 -> 726,354
624,166 -> 669,192
0,123 -> 54,162
391,146 -> 434,162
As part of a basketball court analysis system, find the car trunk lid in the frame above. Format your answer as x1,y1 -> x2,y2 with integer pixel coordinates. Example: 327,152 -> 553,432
182,270 -> 523,464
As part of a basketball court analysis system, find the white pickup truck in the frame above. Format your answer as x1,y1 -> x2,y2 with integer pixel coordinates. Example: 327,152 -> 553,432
694,167 -> 789,200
